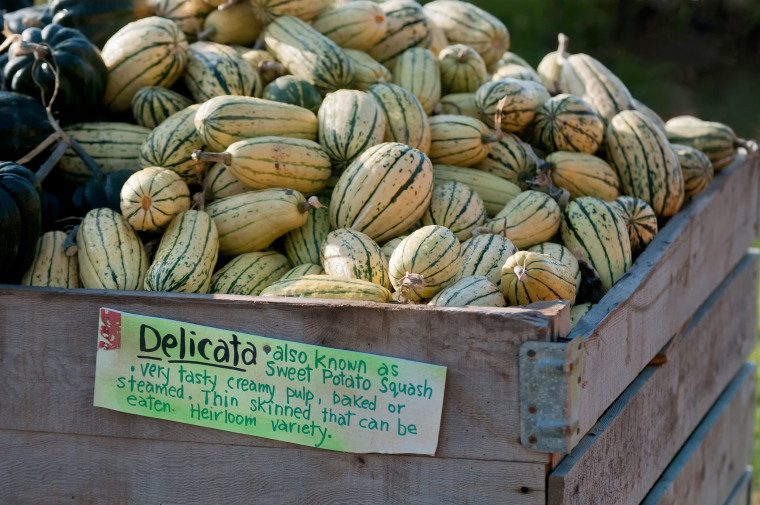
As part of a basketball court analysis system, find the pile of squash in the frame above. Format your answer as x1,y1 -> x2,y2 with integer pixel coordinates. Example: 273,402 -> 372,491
0,0 -> 747,328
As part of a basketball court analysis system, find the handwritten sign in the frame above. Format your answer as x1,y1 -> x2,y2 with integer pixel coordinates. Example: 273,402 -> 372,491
94,308 -> 447,455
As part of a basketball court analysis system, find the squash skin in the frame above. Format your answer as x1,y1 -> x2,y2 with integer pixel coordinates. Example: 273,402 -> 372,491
0,162 -> 42,284
0,91 -> 55,161
50,0 -> 153,48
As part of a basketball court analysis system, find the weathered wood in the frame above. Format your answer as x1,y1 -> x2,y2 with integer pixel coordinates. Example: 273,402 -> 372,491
570,154 -> 760,444
641,364 -> 756,505
724,468 -> 752,505
0,287 -> 566,463
547,252 -> 758,505
0,428 -> 547,505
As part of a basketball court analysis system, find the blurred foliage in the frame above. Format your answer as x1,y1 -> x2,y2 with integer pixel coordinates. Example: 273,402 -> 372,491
468,0 -> 760,138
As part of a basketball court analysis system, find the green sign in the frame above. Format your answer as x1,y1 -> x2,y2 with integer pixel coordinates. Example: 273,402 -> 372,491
94,308 -> 447,455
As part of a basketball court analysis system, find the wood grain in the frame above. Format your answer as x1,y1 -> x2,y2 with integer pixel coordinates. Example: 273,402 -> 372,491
641,364 -> 756,505
723,468 -> 752,505
548,252 -> 758,505
570,155 -> 759,443
0,428 -> 547,505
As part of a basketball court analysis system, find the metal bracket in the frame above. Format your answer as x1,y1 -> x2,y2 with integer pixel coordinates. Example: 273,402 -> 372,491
519,334 -> 585,454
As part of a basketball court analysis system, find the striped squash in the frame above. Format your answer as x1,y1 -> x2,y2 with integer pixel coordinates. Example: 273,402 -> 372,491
144,210 -> 219,293
380,235 -> 407,261
119,167 -> 191,232
426,15 -> 450,56
131,86 -> 194,130
546,152 -> 620,201
139,105 -> 205,184
428,114 -> 496,167
368,0 -> 433,70
283,195 -> 331,266
205,162 -> 248,201
455,233 -> 517,285
570,302 -> 594,329
433,164 -> 521,217
250,0 -> 332,23
606,110 -> 684,217
388,225 -> 460,302
101,17 -> 189,112
438,93 -> 479,118
428,275 -> 505,307
474,133 -> 537,188
198,136 -> 331,195
77,207 -> 148,290
344,50 -> 393,91
209,251 -> 290,295
560,196 -> 632,291
260,274 -> 391,302
21,231 -> 80,288
318,174 -> 341,199
490,64 -> 542,84
311,1 -> 388,51
264,16 -> 355,94
559,54 -> 634,123
536,33 -> 569,95
194,95 -> 318,152
485,190 -> 561,249
488,51 -> 534,75
632,98 -> 667,135
201,1 -> 264,46
233,48 -> 286,86
262,76 -> 323,114
366,83 -> 431,154
318,90 -> 387,171
321,228 -> 390,289
475,78 -> 540,133
672,143 -> 714,199
532,94 -> 605,154
609,196 -> 658,258
280,263 -> 324,280
527,241 -> 581,291
423,0 -> 509,66
184,41 -> 261,102
206,188 -> 320,256
665,115 -> 739,170
330,142 -> 434,243
392,47 -> 441,115
153,0 -> 213,37
501,251 -> 577,306
438,44 -> 487,95
60,123 -> 151,182
421,181 -> 487,241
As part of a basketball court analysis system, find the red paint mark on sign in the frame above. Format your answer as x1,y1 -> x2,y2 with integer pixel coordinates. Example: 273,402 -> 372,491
98,309 -> 122,350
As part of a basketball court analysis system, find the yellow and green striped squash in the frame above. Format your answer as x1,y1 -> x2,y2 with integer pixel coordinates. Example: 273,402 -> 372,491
366,82 -> 431,155
606,110 -> 684,218
318,90 -> 387,171
501,251 -> 577,306
438,93 -> 479,118
455,233 -> 517,285
280,263 -> 324,280
392,47 -> 441,115
205,162 -> 248,202
232,47 -> 285,86
321,228 -> 390,289
21,231 -> 80,288
209,251 -> 290,295
330,142 -> 434,243
559,54 -> 634,123
194,95 -> 318,152
388,225 -> 460,302
488,51 -> 534,75
560,196 -> 632,291
473,133 -> 537,189
250,0 -> 332,23
536,33 -> 569,94
202,1 -> 264,46
432,164 -> 521,217
184,41 -> 261,102
119,167 -> 191,233
532,94 -> 605,154
570,302 -> 594,329
490,64 -> 542,84
282,196 -> 331,266
343,50 -> 393,91
262,76 -> 323,114
438,44 -> 487,95
264,16 -> 355,94
311,1 -> 388,51
672,143 -> 714,199
428,114 -> 496,167
101,17 -> 189,112
546,151 -> 621,202
368,0 -> 433,70
609,195 -> 658,258
260,274 -> 391,303
486,190 -> 561,249
665,115 -> 739,170
475,78 -> 540,133
77,208 -> 148,290
633,98 -> 667,135
140,105 -> 205,184
528,241 -> 582,291
131,86 -> 194,130
428,275 -> 505,307
152,0 -> 213,37
380,235 -> 407,261
421,181 -> 487,241
144,210 -> 219,293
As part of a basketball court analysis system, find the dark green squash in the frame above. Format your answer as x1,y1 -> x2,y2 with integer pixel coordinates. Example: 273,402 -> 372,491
4,24 -> 108,122
49,0 -> 153,48
0,162 -> 42,283
0,91 -> 55,161
3,5 -> 52,35
71,168 -> 133,215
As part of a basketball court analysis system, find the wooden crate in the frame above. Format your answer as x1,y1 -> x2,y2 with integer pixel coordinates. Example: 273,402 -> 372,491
724,469 -> 753,505
0,155 -> 757,504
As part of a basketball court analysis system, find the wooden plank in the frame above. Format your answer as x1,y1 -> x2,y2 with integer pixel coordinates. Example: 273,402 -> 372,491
724,468 -> 752,505
641,364 -> 756,505
570,154 -> 760,443
547,252 -> 759,505
0,428 -> 547,505
0,287 -> 566,464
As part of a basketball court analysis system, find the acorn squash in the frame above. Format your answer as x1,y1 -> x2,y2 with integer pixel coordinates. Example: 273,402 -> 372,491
0,91 -> 55,161
49,0 -> 153,48
0,162 -> 42,284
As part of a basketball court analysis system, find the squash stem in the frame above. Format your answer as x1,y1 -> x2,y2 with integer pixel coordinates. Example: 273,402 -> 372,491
193,150 -> 232,166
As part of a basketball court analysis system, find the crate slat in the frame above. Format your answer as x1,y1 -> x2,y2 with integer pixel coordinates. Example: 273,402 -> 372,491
724,468 -> 752,505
